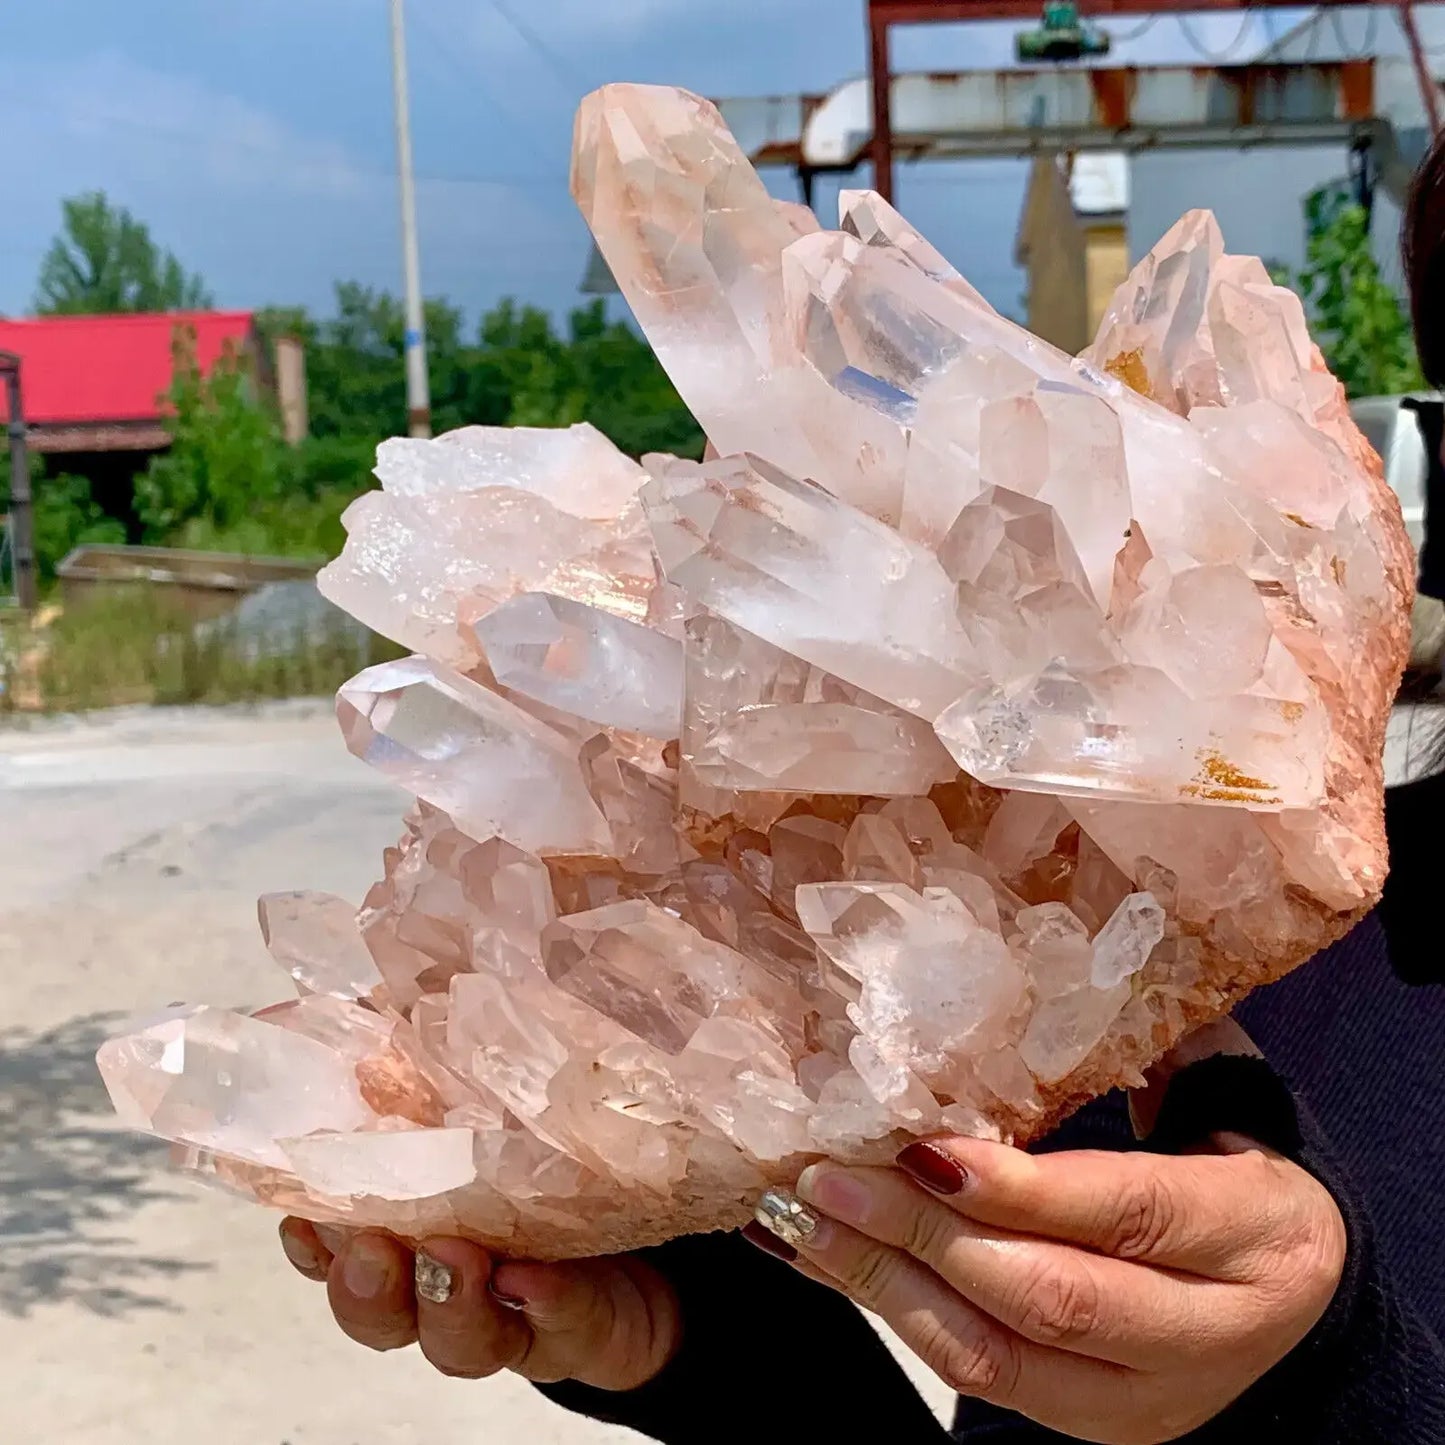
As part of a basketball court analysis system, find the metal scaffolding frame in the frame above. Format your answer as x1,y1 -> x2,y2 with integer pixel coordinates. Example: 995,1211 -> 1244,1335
866,0 -> 1443,201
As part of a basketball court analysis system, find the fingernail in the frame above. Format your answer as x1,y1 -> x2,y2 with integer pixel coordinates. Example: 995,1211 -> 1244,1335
341,1237 -> 395,1300
280,1227 -> 319,1274
754,1187 -> 822,1248
742,1219 -> 798,1262
896,1141 -> 969,1196
796,1163 -> 873,1225
415,1251 -> 455,1305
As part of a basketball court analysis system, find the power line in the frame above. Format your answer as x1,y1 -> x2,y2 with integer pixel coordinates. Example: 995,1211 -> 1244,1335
485,0 -> 586,94
12,93 -> 565,191
1105,15 -> 1159,44
1175,10 -> 1258,64
1329,6 -> 1381,60
405,0 -> 569,182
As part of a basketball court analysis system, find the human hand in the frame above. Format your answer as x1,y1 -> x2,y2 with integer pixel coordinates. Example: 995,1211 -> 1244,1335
278,1220 -> 679,1389
746,1028 -> 1347,1444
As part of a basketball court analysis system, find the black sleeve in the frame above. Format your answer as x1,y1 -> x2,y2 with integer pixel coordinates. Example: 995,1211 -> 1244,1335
536,1228 -> 951,1444
1381,770 -> 1445,984
1159,1056 -> 1445,1445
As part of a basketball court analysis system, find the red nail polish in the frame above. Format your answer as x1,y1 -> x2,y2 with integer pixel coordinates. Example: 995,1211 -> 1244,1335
742,1220 -> 799,1263
897,1141 -> 967,1195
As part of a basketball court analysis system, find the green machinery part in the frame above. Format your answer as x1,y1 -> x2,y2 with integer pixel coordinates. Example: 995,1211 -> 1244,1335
1016,2 -> 1112,62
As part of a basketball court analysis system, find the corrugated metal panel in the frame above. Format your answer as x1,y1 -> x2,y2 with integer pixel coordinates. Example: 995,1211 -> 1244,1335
714,94 -> 821,166
0,312 -> 257,426
804,62 -> 1379,165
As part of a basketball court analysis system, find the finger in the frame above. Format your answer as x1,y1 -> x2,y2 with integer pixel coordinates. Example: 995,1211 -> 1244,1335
279,1217 -> 333,1282
895,1136 -> 1294,1278
314,1223 -> 356,1257
491,1256 -> 678,1390
796,1165 -> 1226,1367
751,1205 -> 1146,1437
412,1239 -> 532,1380
1129,1018 -> 1262,1139
326,1233 -> 419,1352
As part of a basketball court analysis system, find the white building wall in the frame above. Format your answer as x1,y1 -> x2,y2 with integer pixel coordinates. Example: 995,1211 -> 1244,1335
1131,10 -> 1441,282
1128,148 -> 1404,283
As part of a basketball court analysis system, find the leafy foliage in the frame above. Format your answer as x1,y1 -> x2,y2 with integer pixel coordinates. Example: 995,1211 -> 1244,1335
0,461 -> 124,581
34,193 -> 212,315
134,329 -> 288,540
1284,193 -> 1424,399
258,290 -> 704,461
257,285 -> 481,441
134,330 -> 372,560
30,473 -> 127,577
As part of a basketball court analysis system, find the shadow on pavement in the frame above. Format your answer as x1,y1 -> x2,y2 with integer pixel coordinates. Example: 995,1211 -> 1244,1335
0,1012 -> 204,1316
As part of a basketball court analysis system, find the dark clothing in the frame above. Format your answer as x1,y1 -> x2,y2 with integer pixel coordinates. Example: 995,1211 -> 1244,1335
540,774 -> 1445,1442
1403,396 -> 1445,601
1239,913 -> 1445,1339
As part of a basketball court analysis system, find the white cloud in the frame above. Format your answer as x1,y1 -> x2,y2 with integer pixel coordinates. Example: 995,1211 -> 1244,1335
2,50 -> 370,201
0,46 -> 569,317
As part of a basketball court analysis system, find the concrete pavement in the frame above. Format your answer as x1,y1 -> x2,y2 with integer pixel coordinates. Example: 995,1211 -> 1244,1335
0,701 -> 950,1445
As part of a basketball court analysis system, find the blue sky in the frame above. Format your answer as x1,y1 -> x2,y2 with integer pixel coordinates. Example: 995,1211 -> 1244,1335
0,1 -> 1327,326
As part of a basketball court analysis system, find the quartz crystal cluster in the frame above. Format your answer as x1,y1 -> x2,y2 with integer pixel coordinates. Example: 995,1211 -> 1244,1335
98,84 -> 1413,1260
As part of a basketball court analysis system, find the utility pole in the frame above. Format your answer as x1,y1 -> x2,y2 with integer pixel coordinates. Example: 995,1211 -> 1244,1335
389,0 -> 432,439
0,353 -> 36,612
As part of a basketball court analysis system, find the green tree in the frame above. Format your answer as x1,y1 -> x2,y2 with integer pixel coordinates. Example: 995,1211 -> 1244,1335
134,328 -> 287,541
467,298 -> 704,457
132,326 -> 376,559
1286,192 -> 1423,399
258,289 -> 703,461
34,192 -> 212,315
258,285 -> 476,441
0,460 -> 124,580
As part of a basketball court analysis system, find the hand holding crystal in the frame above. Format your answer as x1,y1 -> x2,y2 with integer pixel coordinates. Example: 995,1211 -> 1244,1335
750,1023 -> 1347,1444
277,1221 -> 679,1388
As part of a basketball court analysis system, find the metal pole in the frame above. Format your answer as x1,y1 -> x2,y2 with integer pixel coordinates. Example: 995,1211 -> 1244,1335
1,355 -> 36,612
1400,1 -> 1443,136
869,4 -> 896,203
389,0 -> 432,439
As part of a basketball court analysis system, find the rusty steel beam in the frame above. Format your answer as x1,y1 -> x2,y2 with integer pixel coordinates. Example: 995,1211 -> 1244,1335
865,0 -> 1411,200
870,6 -> 896,200
1399,0 -> 1443,133
817,61 -> 1380,171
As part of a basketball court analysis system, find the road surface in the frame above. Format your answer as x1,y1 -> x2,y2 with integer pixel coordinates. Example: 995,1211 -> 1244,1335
0,701 -> 951,1445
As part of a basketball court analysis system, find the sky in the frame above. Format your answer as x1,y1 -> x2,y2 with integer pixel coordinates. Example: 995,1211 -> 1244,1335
0,0 -> 1344,327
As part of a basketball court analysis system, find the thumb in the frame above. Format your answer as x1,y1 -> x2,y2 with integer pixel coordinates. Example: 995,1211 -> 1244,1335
1128,1017 -> 1263,1141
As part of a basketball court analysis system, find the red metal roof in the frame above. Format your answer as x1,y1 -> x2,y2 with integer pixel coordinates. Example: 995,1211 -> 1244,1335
0,311 -> 256,427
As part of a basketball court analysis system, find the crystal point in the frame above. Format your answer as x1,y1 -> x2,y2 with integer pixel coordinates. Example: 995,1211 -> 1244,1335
337,656 -> 611,855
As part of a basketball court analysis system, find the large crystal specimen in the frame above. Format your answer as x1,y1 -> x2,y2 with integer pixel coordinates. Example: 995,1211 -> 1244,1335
100,84 -> 1411,1262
